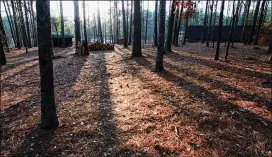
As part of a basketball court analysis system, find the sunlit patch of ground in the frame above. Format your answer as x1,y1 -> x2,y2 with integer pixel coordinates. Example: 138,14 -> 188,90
1,43 -> 271,157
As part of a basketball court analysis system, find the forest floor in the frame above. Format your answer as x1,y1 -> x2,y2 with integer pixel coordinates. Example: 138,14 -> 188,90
1,43 -> 272,157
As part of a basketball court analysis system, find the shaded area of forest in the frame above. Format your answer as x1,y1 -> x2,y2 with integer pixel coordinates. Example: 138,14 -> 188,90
1,44 -> 271,156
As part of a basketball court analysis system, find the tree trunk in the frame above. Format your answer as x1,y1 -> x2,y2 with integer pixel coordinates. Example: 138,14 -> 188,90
30,0 -> 37,47
3,0 -> 15,49
269,36 -> 272,61
83,0 -> 88,55
11,0 -> 21,49
154,0 -> 158,46
126,0 -> 129,42
18,0 -> 28,53
182,18 -> 189,45
122,0 -> 128,47
110,1 -> 113,44
225,0 -> 238,60
174,2 -> 184,46
23,0 -> 32,48
36,0 -> 59,129
144,0 -> 149,44
212,0 -> 218,48
129,0 -> 133,45
115,1 -> 118,43
165,0 -> 176,52
231,0 -> 242,47
132,0 -> 142,57
241,0 -> 251,44
201,0 -> 209,43
156,0 -> 166,71
172,5 -> 180,45
214,0 -> 225,60
206,0 -> 214,47
248,0 -> 261,44
60,0 -> 65,47
0,11 -> 7,63
254,0 -> 267,45
74,0 -> 81,53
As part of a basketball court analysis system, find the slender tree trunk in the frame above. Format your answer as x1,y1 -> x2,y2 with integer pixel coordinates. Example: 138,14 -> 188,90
74,0 -> 81,53
36,0 -> 59,129
156,0 -> 166,71
3,0 -> 15,48
154,0 -> 158,46
126,0 -> 129,42
122,0 -> 128,47
60,0 -> 65,47
215,0 -> 225,60
97,2 -> 104,43
11,0 -> 21,49
110,0 -> 113,44
0,41 -> 6,65
93,14 -> 97,42
231,0 -> 242,47
182,18 -> 189,45
254,0 -> 267,45
115,1 -> 118,43
18,0 -> 28,52
212,0 -> 218,48
206,0 -> 214,47
225,0 -> 238,60
175,2 -> 184,46
129,0 -> 133,45
248,0 -> 261,44
172,5 -> 180,45
23,0 -> 32,48
201,0 -> 209,43
269,36 -> 272,61
241,0 -> 251,44
132,0 -> 142,57
144,0 -> 149,43
83,0 -> 88,55
165,0 -> 176,52
30,0 -> 37,47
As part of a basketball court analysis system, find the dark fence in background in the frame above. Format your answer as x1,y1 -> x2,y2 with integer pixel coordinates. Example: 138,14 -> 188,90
186,26 -> 253,41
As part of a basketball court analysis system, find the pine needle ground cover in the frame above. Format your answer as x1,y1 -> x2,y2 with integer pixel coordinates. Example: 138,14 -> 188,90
1,44 -> 271,156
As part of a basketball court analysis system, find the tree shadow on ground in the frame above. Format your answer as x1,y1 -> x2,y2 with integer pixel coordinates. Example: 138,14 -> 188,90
115,45 -> 272,156
2,49 -> 88,156
143,52 -> 272,111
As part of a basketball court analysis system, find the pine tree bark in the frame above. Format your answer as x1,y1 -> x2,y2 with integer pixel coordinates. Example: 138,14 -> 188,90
174,2 -> 184,46
154,0 -> 158,46
144,0 -> 149,44
129,0 -> 133,45
254,0 -> 267,45
156,0 -> 166,71
3,0 -> 15,48
248,0 -> 261,44
215,0 -> 225,60
11,0 -> 21,49
206,0 -> 214,47
18,0 -> 28,52
110,0 -> 113,44
36,0 -> 59,129
122,0 -> 128,47
132,0 -> 142,57
97,2 -> 104,43
30,0 -> 37,47
83,0 -> 88,55
23,0 -> 32,48
172,5 -> 180,45
241,0 -> 251,44
212,0 -> 218,48
165,0 -> 176,52
225,0 -> 238,60
182,18 -> 189,45
201,0 -> 209,43
74,0 -> 81,53
60,0 -> 65,47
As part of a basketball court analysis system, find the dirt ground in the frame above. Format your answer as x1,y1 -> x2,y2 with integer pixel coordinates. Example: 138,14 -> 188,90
1,43 -> 271,157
